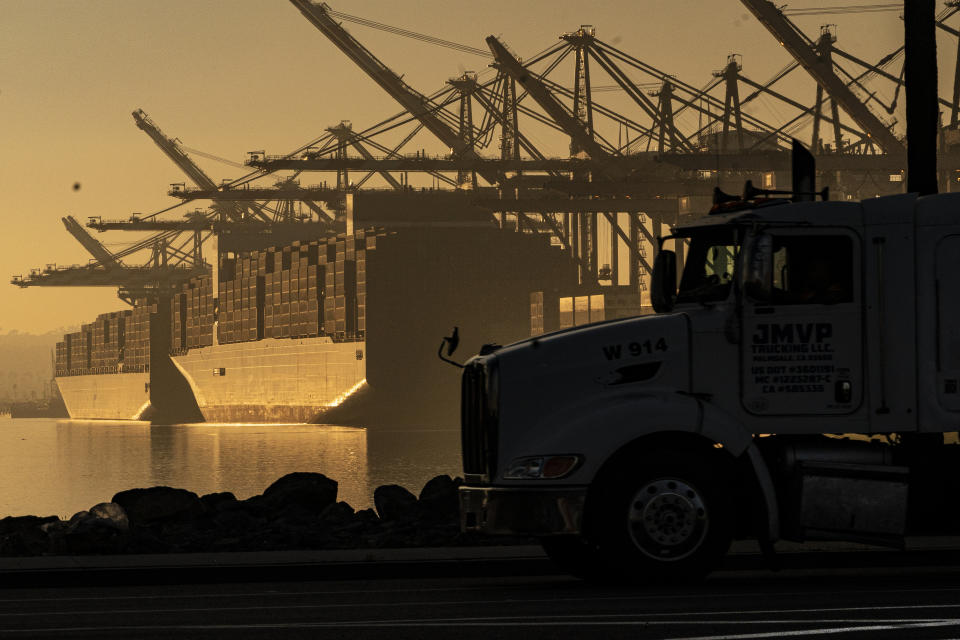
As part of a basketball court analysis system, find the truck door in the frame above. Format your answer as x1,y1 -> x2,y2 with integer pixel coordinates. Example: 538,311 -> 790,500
741,230 -> 863,416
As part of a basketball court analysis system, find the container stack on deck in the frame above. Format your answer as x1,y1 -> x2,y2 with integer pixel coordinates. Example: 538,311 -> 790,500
90,310 -> 126,372
65,329 -> 89,374
530,288 -> 650,336
325,234 -> 364,338
168,229 -> 381,351
269,240 -> 324,340
217,251 -> 260,343
59,326 -> 91,376
173,277 -> 214,350
54,302 -> 153,376
124,303 -> 153,371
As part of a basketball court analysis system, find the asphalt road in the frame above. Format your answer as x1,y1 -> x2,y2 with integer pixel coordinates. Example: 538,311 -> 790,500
3,564 -> 960,639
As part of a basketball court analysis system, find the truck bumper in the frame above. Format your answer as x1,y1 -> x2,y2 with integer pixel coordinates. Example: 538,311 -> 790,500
459,485 -> 587,536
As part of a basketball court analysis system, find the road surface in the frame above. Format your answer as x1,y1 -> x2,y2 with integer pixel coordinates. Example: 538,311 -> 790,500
2,563 -> 960,638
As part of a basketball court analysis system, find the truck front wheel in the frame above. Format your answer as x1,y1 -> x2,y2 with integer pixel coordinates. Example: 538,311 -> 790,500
590,450 -> 734,583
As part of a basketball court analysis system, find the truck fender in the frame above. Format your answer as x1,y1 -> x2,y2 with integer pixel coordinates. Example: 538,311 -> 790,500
699,399 -> 780,543
517,391 -> 780,541
744,440 -> 779,543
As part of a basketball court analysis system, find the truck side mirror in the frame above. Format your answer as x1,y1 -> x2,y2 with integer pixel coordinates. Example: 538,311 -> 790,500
742,232 -> 773,301
651,250 -> 677,313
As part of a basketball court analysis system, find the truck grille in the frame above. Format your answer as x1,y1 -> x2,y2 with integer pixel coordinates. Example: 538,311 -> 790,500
461,360 -> 497,477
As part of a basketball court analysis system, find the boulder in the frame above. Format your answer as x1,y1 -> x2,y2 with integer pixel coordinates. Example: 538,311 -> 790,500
0,515 -> 59,536
88,502 -> 129,531
111,487 -> 203,526
417,475 -> 461,522
373,484 -> 417,522
273,503 -> 320,526
200,492 -> 237,511
63,509 -> 129,554
214,508 -> 261,534
356,508 -> 380,527
320,501 -> 356,525
236,494 -> 269,517
0,516 -> 58,556
261,473 -> 338,515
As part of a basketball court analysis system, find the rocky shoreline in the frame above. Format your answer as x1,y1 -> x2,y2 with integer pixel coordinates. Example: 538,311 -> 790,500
0,473 -> 528,556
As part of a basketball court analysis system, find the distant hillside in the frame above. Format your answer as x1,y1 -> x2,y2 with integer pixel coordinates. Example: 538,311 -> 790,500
0,329 -> 74,403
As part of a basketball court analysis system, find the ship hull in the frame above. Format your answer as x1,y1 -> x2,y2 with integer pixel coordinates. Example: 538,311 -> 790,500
56,372 -> 151,420
171,336 -> 366,423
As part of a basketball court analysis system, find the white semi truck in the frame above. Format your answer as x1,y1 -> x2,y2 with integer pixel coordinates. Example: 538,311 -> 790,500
456,177 -> 960,582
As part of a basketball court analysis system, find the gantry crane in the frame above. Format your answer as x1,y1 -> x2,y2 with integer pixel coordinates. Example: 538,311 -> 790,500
81,7 -> 960,293
486,35 -> 625,179
91,111 -> 336,255
288,0 -> 500,185
133,109 -> 272,223
739,0 -> 904,155
21,2 -> 951,319
12,229 -> 209,306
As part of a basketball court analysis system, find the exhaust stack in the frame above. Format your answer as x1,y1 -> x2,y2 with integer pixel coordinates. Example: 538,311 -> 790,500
904,0 -> 938,195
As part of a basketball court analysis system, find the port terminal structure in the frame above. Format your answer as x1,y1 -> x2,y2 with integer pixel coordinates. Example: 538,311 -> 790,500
14,0 -> 960,297
10,1 -> 960,422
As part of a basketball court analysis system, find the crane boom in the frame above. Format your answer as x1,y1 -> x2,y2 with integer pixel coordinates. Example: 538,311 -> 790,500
739,0 -> 904,155
132,109 -> 218,191
133,109 -> 271,222
485,36 -> 626,179
288,0 -> 498,183
62,215 -> 118,267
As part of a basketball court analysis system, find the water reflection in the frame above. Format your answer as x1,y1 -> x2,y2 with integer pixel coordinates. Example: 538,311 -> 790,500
0,419 -> 461,518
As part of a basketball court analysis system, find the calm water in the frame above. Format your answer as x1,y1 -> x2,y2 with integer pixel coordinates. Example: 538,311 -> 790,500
0,418 -> 462,518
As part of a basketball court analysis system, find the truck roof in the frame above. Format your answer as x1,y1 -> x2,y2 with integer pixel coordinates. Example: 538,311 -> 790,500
675,191 -> 960,233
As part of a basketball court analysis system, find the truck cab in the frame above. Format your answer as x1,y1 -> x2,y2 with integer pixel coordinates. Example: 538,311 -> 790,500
459,189 -> 960,582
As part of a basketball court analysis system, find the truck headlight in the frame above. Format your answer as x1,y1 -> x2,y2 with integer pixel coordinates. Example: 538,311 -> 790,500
503,455 -> 581,479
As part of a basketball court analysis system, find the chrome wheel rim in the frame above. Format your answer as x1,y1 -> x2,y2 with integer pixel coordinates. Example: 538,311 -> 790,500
628,477 -> 709,561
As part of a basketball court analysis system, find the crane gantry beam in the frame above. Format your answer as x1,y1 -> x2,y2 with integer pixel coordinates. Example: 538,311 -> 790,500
87,218 -> 332,233
289,0 -> 499,184
11,265 -> 205,289
739,0 -> 905,155
243,148 -> 923,177
250,156 -> 640,172
167,185 -> 343,202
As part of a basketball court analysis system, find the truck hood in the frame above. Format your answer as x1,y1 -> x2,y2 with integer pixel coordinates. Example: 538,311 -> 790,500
486,313 -> 692,444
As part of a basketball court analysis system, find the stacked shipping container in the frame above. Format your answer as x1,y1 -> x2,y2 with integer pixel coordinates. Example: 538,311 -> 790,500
55,302 -> 153,376
169,229 -> 382,352
124,303 -> 153,371
172,277 -> 215,350
90,311 -> 126,371
530,288 -> 650,335
218,251 -> 260,344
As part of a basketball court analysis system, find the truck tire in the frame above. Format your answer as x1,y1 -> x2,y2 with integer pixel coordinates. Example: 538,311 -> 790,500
590,450 -> 734,584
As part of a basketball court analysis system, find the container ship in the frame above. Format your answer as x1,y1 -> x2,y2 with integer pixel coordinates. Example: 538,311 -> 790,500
54,217 -> 591,427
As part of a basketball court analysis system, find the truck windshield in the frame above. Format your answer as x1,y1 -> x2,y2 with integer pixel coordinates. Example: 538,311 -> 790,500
676,229 -> 740,304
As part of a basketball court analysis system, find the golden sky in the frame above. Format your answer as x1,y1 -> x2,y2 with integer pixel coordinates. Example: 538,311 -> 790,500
0,1 -> 912,333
